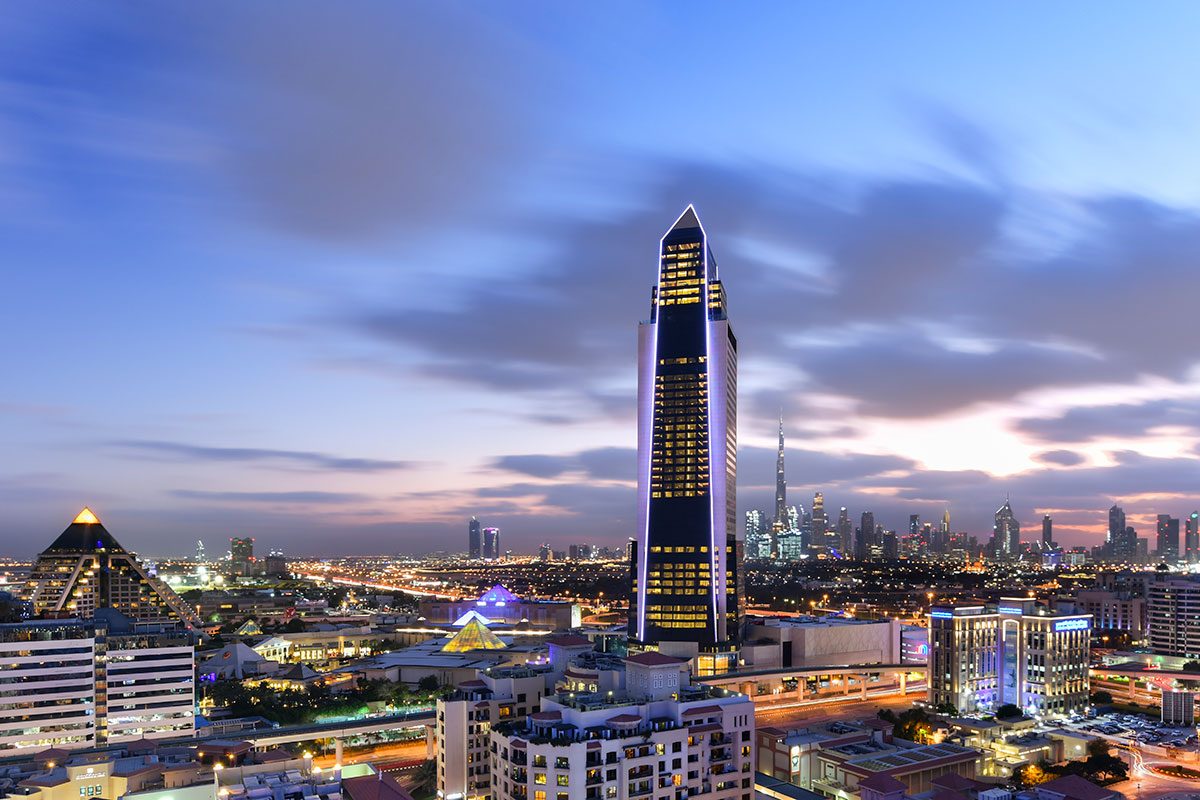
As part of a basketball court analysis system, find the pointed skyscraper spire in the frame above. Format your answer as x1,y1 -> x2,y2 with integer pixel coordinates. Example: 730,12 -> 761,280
668,204 -> 702,232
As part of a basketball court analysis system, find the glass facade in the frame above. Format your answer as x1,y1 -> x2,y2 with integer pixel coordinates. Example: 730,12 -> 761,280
632,207 -> 740,649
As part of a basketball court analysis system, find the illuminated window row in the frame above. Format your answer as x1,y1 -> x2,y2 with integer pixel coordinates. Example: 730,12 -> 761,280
664,242 -> 701,253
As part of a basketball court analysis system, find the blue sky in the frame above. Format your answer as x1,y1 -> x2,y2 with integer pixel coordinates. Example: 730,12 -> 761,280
4,3 -> 1200,556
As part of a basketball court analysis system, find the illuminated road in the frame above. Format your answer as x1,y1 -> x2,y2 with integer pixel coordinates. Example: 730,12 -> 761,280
755,686 -> 925,728
1111,745 -> 1200,800
312,738 -> 428,769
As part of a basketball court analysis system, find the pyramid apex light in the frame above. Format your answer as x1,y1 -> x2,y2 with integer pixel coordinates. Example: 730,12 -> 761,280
73,507 -> 100,525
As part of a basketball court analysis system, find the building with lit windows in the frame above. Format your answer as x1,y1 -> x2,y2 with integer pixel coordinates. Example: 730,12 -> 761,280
1148,573 -> 1200,657
0,612 -> 194,752
991,500 -> 1020,562
26,509 -> 201,628
486,652 -> 754,800
928,599 -> 1090,717
629,206 -> 741,670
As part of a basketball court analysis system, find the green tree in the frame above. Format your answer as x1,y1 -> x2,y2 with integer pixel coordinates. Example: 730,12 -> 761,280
934,702 -> 958,716
1090,690 -> 1113,704
418,675 -> 441,693
995,703 -> 1022,719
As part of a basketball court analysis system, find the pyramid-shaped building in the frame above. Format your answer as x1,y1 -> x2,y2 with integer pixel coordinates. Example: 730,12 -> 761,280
441,617 -> 507,653
27,508 -> 202,628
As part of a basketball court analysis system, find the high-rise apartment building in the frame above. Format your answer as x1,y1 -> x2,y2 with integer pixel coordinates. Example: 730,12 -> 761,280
0,613 -> 195,752
1156,514 -> 1180,562
483,527 -> 501,561
469,517 -> 483,559
1148,573 -> 1200,657
27,509 -> 201,628
1188,512 -> 1200,564
928,599 -> 1090,717
631,206 -> 741,666
992,499 -> 1020,561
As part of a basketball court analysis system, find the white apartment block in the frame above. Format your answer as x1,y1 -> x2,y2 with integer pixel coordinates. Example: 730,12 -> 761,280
0,615 -> 195,753
0,620 -> 97,750
102,628 -> 196,743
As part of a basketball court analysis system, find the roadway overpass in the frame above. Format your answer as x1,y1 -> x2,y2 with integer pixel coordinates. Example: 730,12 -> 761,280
701,662 -> 927,704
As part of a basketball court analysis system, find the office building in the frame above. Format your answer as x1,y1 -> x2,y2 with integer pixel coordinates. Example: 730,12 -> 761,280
195,539 -> 206,562
1187,512 -> 1200,564
486,652 -> 754,800
470,517 -> 483,559
836,508 -> 852,556
630,206 -> 741,666
483,527 -> 501,561
811,493 -> 827,551
1156,514 -> 1180,562
745,510 -> 769,560
856,512 -> 875,561
1148,573 -> 1200,657
0,612 -> 195,752
991,499 -> 1020,561
928,599 -> 1090,717
27,509 -> 201,628
1042,515 -> 1054,549
230,536 -> 255,576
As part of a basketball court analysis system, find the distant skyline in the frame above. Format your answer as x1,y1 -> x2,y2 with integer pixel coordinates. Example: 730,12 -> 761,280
4,4 -> 1200,556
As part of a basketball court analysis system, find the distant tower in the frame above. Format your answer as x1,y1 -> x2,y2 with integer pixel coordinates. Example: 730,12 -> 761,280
1042,514 -> 1054,548
993,498 -> 1020,561
774,414 -> 787,528
482,527 -> 501,560
196,539 -> 205,562
940,509 -> 951,534
811,492 -> 827,546
1188,513 -> 1200,564
469,517 -> 482,559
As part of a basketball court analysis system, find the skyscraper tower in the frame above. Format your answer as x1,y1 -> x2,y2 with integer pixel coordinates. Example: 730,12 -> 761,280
774,414 -> 787,528
468,517 -> 482,559
195,539 -> 205,562
483,527 -> 501,560
1187,512 -> 1200,564
811,492 -> 827,546
993,498 -> 1020,560
1042,514 -> 1054,548
631,206 -> 740,663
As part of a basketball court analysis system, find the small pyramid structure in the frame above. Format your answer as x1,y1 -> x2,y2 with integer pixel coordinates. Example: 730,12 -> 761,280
477,584 -> 519,604
235,619 -> 264,636
452,609 -> 493,627
442,617 -> 506,653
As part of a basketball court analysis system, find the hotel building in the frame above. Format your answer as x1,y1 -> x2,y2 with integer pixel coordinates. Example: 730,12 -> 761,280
630,206 -> 742,670
26,509 -> 202,629
928,598 -> 1090,717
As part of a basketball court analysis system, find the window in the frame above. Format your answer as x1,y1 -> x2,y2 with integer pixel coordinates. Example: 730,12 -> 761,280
557,775 -> 570,786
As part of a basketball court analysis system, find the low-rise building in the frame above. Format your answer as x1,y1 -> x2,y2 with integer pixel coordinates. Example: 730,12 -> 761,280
422,585 -> 580,631
743,617 -> 902,670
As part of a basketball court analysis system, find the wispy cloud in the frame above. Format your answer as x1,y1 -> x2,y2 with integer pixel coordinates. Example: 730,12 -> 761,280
171,489 -> 368,504
108,440 -> 415,473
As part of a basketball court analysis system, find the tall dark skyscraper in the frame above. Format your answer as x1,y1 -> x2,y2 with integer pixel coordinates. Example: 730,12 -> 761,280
811,492 -> 827,549
1042,514 -> 1054,548
468,516 -> 482,559
857,511 -> 874,560
1157,514 -> 1180,562
774,414 -> 787,528
1188,512 -> 1200,564
482,526 -> 500,560
993,498 -> 1020,560
631,206 -> 740,664
1107,504 -> 1126,548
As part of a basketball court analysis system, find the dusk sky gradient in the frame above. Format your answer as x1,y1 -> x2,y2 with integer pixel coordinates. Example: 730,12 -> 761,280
4,3 -> 1200,557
